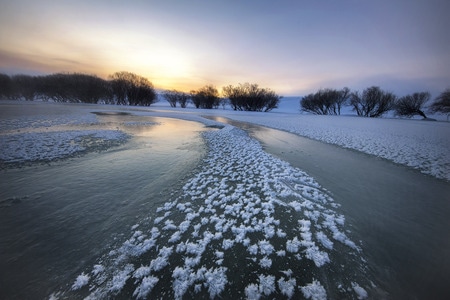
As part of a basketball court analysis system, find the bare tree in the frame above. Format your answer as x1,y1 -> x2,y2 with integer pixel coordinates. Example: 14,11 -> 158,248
334,87 -> 350,115
300,87 -> 350,115
162,90 -> 190,108
177,92 -> 190,108
191,85 -> 220,109
162,90 -> 178,107
350,86 -> 396,117
429,89 -> 450,116
394,92 -> 430,118
109,71 -> 156,106
222,83 -> 281,112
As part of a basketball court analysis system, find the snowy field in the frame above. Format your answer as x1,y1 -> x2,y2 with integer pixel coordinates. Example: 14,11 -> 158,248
1,100 -> 449,299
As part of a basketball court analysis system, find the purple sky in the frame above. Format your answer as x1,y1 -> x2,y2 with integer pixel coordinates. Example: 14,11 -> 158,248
0,0 -> 449,96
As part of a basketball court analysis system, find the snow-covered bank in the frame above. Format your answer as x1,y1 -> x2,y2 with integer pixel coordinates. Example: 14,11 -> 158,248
146,98 -> 450,181
214,112 -> 450,181
59,124 -> 372,299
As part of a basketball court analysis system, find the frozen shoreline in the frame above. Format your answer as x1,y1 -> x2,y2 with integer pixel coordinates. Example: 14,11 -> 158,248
1,100 -> 448,181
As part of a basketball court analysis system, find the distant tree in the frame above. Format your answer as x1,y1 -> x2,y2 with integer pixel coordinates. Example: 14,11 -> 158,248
163,90 -> 178,107
109,71 -> 156,106
222,83 -> 281,112
394,92 -> 430,119
350,86 -> 396,117
162,90 -> 190,108
334,87 -> 350,115
0,73 -> 12,99
32,73 -> 111,103
177,92 -> 190,108
11,74 -> 37,100
300,87 -> 350,115
429,89 -> 450,115
191,85 -> 220,109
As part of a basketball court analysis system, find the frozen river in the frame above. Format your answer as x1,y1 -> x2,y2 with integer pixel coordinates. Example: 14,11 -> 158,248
0,102 -> 449,299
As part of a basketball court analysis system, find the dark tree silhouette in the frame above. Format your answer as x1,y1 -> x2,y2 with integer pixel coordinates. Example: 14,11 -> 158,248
11,74 -> 37,100
350,86 -> 396,117
162,90 -> 190,108
300,87 -> 350,115
191,85 -> 220,109
163,90 -> 178,107
35,73 -> 111,103
222,83 -> 281,112
394,92 -> 430,118
429,89 -> 450,115
109,71 -> 156,106
0,73 -> 12,99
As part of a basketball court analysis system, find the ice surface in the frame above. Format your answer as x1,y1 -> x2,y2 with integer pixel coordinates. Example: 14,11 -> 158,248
58,121 -> 369,299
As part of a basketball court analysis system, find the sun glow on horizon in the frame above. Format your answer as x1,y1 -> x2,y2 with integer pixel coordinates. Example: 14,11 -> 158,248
1,0 -> 449,97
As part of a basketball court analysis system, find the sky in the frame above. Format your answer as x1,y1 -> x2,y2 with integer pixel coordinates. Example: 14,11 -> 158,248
0,0 -> 449,96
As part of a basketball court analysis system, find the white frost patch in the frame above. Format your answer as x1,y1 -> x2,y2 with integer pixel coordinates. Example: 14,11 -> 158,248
245,283 -> 261,299
108,264 -> 134,293
258,274 -> 276,296
0,130 -> 128,164
204,267 -> 228,298
316,231 -> 333,250
301,280 -> 327,300
278,277 -> 296,299
352,282 -> 368,299
71,273 -> 89,290
133,276 -> 159,299
286,237 -> 301,253
259,256 -> 272,269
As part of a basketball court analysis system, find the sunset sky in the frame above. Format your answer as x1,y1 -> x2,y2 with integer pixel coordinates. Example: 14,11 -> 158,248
1,0 -> 449,96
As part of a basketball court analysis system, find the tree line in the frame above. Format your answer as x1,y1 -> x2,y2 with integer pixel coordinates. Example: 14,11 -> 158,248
1,71 -> 448,116
300,86 -> 450,118
163,83 -> 281,112
0,72 -> 282,112
0,72 -> 157,106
